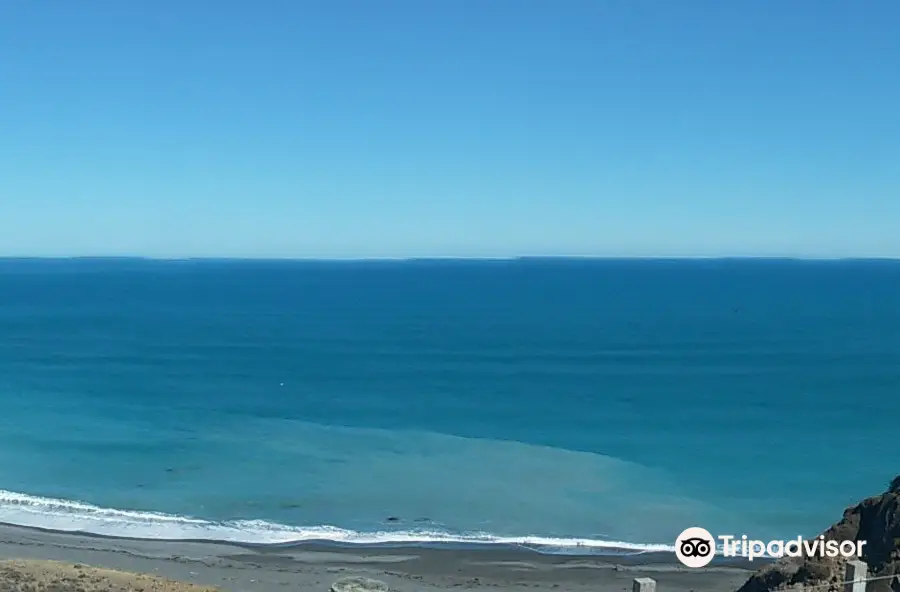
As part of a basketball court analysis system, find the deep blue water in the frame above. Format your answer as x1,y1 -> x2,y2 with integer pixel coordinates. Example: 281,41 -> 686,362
1,258 -> 898,552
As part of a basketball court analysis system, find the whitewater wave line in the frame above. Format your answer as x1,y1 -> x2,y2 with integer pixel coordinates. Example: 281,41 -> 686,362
0,489 -> 674,553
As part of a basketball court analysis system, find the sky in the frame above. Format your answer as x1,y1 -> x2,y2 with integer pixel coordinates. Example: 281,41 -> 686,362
1,1 -> 898,259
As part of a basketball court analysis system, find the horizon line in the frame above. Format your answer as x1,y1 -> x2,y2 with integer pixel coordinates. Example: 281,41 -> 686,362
1,255 -> 899,263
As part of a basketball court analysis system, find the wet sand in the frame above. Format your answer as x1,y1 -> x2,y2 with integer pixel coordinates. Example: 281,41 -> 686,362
0,523 -> 755,592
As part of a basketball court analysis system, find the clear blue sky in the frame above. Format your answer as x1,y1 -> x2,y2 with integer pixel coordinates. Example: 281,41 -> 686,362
1,1 -> 898,258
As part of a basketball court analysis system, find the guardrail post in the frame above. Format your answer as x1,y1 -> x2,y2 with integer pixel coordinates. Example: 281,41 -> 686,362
633,577 -> 657,592
844,559 -> 867,592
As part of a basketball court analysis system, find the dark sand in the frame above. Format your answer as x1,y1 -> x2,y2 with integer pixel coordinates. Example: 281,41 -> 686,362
0,523 -> 757,592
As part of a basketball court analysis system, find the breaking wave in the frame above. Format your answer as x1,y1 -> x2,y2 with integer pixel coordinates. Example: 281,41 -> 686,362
0,489 -> 674,555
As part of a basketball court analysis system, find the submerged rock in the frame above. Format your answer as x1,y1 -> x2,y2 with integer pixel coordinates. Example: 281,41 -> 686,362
736,476 -> 900,592
331,576 -> 391,592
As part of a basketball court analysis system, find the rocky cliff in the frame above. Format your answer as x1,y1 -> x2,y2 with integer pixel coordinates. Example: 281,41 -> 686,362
736,477 -> 900,592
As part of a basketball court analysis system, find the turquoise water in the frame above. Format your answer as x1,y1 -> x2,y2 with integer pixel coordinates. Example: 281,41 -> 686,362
1,258 -> 898,553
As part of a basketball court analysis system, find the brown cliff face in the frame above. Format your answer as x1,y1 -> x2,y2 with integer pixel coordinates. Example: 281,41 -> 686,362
736,477 -> 900,592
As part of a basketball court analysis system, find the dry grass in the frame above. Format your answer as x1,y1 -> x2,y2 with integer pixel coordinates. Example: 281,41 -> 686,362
0,560 -> 219,592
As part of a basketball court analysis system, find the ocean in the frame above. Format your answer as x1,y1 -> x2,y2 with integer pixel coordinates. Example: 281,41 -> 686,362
0,258 -> 898,555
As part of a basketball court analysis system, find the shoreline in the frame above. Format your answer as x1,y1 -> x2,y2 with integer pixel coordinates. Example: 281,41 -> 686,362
0,522 -> 758,592
0,489 -> 680,554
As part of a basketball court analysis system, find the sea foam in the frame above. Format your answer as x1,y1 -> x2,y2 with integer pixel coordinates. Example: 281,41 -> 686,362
0,489 -> 673,554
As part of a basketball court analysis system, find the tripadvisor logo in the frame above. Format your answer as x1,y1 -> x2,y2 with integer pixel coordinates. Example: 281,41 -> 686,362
674,527 -> 867,568
675,527 -> 716,567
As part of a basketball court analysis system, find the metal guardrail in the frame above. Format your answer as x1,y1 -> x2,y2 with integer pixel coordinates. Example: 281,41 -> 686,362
631,560 -> 896,592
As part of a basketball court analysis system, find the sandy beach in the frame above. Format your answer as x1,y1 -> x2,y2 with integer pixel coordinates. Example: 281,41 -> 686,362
0,523 -> 756,592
